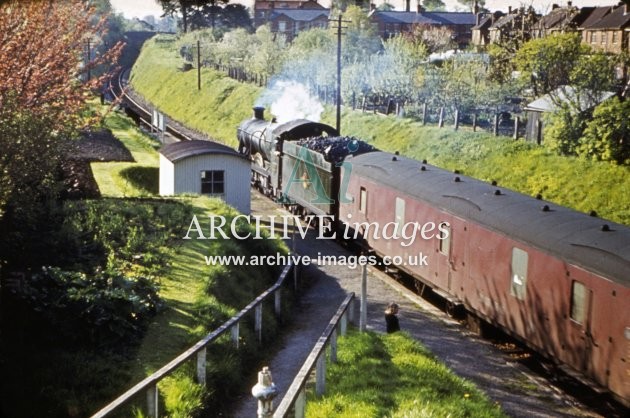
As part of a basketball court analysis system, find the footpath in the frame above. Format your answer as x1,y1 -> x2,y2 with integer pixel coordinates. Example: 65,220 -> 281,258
229,192 -> 596,418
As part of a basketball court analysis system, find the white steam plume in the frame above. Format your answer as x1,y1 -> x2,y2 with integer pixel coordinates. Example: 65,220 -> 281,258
256,80 -> 323,123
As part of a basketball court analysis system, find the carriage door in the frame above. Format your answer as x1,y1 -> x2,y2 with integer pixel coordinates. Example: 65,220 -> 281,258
570,280 -> 594,373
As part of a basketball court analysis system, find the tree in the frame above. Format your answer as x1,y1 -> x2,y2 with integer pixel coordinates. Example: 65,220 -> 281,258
456,0 -> 486,12
158,0 -> 221,33
579,97 -> 630,164
423,0 -> 446,11
0,0 -> 121,220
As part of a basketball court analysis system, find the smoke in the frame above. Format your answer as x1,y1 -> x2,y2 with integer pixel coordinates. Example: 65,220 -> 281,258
256,80 -> 324,123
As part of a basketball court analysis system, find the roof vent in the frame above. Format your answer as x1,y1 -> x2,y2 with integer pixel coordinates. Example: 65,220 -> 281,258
422,159 -> 428,164
392,156 -> 398,161
454,176 -> 461,182
541,205 -> 550,212
589,210 -> 598,217
420,166 -> 426,171
491,180 -> 498,186
536,193 -> 543,200
601,224 -> 611,232
454,169 -> 460,174
494,189 -> 502,196
395,151 -> 400,155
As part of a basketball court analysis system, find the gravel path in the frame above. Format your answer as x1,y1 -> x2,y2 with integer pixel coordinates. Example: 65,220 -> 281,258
230,191 -> 602,418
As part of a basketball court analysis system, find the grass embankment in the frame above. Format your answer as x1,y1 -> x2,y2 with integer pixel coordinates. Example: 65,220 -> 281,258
1,106 -> 288,417
131,34 -> 630,225
307,330 -> 505,418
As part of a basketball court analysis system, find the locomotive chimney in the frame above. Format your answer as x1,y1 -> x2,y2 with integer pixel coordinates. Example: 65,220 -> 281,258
253,106 -> 265,120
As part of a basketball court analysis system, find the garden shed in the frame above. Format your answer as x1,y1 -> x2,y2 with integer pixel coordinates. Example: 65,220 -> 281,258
159,140 -> 251,214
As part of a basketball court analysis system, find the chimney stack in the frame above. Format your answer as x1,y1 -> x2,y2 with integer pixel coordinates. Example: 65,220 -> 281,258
417,1 -> 424,13
406,0 -> 410,12
253,106 -> 265,120
567,1 -> 572,7
473,0 -> 479,15
508,6 -> 512,13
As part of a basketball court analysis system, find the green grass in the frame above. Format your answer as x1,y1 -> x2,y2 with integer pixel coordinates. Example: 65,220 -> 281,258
129,36 -> 630,225
306,330 -> 505,418
91,110 -> 160,196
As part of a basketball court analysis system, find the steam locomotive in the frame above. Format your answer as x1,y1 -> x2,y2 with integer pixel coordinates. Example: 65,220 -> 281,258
237,108 -> 630,407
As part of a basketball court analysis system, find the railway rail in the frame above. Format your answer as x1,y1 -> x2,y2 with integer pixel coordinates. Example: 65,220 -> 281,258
111,79 -> 629,416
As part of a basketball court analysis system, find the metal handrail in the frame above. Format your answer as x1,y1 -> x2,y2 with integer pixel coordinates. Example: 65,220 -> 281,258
273,292 -> 355,418
91,261 -> 294,418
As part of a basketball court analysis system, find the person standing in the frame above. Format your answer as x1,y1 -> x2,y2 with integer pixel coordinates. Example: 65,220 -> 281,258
385,302 -> 400,333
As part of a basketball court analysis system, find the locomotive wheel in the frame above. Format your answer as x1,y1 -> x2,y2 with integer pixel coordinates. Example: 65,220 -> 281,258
446,301 -> 456,317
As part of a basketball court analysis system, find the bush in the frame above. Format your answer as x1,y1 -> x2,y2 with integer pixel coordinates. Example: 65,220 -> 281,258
579,97 -> 630,164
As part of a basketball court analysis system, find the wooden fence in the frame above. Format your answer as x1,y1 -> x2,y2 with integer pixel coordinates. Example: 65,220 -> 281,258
91,261 -> 295,418
273,292 -> 356,418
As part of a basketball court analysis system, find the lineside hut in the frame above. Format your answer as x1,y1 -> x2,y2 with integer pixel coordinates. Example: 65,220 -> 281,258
159,140 -> 251,214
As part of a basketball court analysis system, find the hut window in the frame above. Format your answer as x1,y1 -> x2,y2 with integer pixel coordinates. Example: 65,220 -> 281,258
570,280 -> 589,325
278,21 -> 286,33
200,170 -> 225,195
510,247 -> 528,300
359,187 -> 367,214
438,222 -> 451,256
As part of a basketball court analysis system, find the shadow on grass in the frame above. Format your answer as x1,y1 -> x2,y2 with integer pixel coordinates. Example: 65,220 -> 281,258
119,166 -> 159,195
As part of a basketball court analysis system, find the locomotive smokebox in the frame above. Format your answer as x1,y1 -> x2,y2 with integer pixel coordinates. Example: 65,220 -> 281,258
253,106 -> 265,120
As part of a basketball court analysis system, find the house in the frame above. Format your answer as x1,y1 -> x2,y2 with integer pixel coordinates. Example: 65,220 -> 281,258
524,86 -> 616,144
487,6 -> 539,44
471,12 -> 504,48
581,3 -> 630,55
531,3 -> 595,39
254,0 -> 325,28
369,8 -> 477,47
268,9 -> 330,41
159,140 -> 251,214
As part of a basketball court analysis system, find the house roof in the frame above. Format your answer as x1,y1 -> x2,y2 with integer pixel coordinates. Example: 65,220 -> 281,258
536,6 -> 579,30
160,140 -> 241,163
270,8 -> 329,21
371,11 -> 476,26
525,86 -> 615,113
584,4 -> 630,30
579,6 -> 613,29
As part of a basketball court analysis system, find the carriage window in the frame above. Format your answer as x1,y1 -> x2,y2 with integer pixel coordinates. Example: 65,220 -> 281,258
510,247 -> 528,300
438,222 -> 451,256
359,187 -> 367,214
395,197 -> 405,232
570,281 -> 589,324
201,170 -> 225,195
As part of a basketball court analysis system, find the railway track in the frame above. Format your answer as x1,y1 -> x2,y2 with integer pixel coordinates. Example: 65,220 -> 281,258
109,79 -> 626,417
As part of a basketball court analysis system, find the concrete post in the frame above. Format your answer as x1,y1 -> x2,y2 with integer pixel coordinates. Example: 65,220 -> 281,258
251,367 -> 278,418
360,264 -> 367,332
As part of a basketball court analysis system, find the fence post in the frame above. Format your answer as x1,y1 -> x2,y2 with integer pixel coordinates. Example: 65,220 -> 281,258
472,113 -> 477,132
361,96 -> 366,113
231,322 -> 240,349
454,109 -> 460,131
275,289 -> 282,317
197,347 -> 207,386
348,297 -> 356,325
493,114 -> 499,136
360,264 -> 367,332
438,107 -> 445,128
294,386 -> 306,418
315,354 -> 326,396
513,116 -> 520,139
330,329 -> 338,363
147,384 -> 158,418
422,102 -> 427,125
255,304 -> 263,343
340,310 -> 347,336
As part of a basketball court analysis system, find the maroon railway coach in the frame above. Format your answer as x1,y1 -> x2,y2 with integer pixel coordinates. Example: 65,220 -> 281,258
339,151 -> 630,406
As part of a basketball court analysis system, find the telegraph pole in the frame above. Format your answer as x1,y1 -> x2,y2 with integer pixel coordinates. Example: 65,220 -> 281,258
197,40 -> 201,91
85,38 -> 91,82
331,14 -> 349,135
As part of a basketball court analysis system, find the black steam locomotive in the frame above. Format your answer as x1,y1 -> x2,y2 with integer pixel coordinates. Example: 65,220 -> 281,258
237,108 -> 630,407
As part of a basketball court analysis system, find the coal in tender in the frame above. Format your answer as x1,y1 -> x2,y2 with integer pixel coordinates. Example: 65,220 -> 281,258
297,136 -> 377,163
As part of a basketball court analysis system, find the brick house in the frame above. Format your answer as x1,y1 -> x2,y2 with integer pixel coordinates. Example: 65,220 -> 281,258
487,6 -> 539,44
254,0 -> 325,28
471,12 -> 504,48
268,9 -> 330,41
582,3 -> 630,55
369,8 -> 476,48
531,3 -> 596,39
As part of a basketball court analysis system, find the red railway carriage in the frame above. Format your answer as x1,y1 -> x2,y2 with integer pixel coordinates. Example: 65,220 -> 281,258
339,151 -> 630,406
